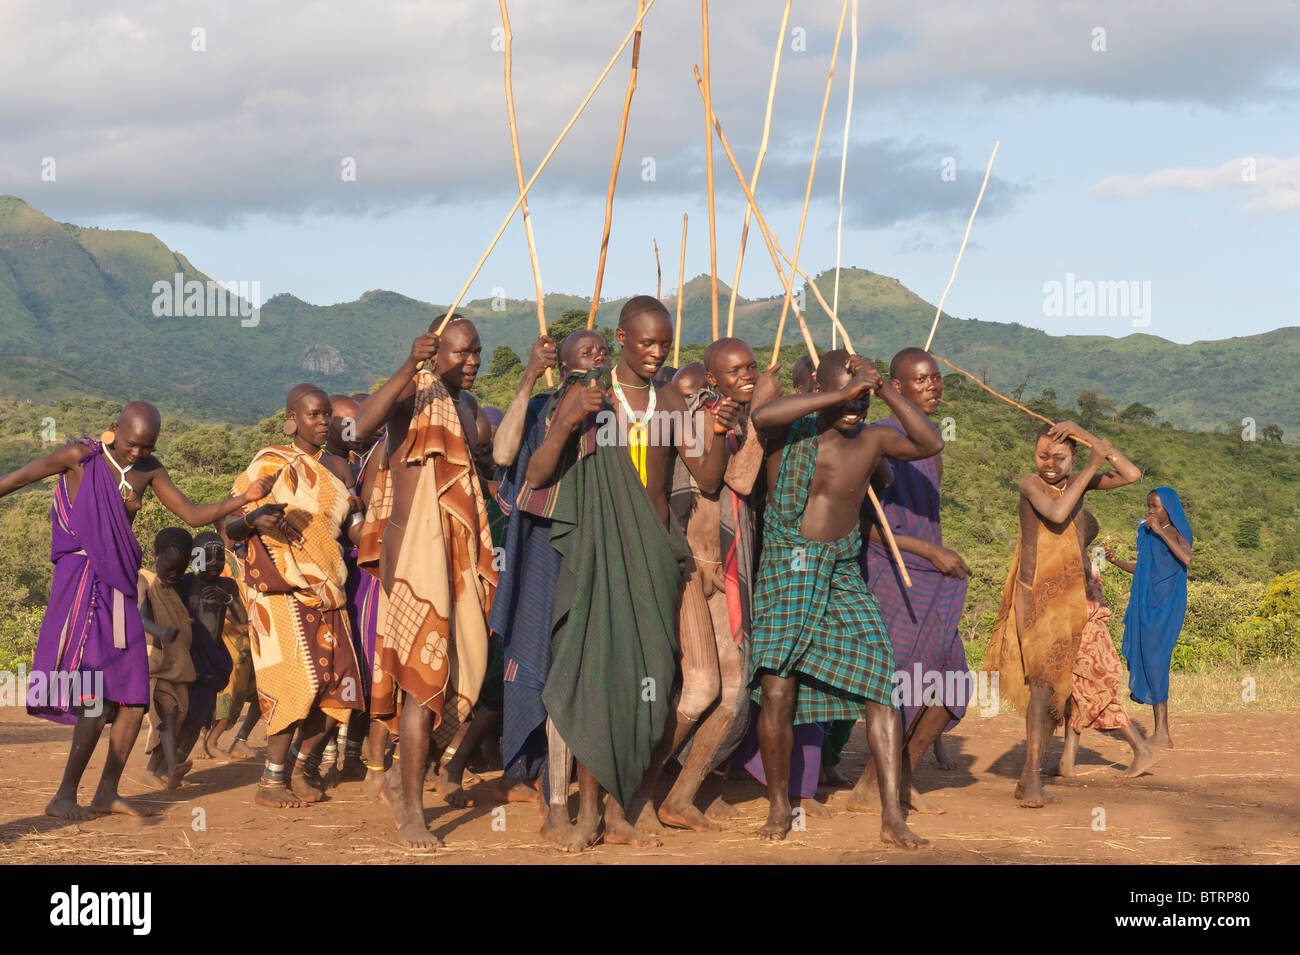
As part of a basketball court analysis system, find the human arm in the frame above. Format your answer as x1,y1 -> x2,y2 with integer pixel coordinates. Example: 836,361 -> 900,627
523,380 -> 607,489
870,375 -> 945,462
1019,438 -> 1111,524
0,443 -> 85,499
151,467 -> 273,527
139,593 -> 178,643
494,337 -> 557,467
1104,545 -> 1136,574
352,333 -> 440,440
674,387 -> 737,495
865,525 -> 969,578
1150,519 -> 1192,567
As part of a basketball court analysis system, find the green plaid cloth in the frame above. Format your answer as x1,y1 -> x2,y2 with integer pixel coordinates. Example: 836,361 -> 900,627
750,414 -> 896,721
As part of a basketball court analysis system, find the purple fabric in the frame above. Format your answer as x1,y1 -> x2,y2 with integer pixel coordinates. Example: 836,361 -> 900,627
482,405 -> 504,429
862,418 -> 968,733
28,443 -> 149,723
733,702 -> 825,798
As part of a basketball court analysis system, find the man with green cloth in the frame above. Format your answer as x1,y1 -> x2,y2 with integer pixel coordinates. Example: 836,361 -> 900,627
524,295 -> 733,850
749,351 -> 941,849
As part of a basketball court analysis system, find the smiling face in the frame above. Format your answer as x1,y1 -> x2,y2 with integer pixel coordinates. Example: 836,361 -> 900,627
291,390 -> 333,450
615,308 -> 673,383
892,353 -> 943,415
1035,435 -> 1076,484
706,342 -> 759,404
435,321 -> 483,394
813,357 -> 869,433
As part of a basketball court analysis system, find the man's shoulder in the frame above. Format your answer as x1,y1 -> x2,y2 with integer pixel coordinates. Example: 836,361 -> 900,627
134,454 -> 166,476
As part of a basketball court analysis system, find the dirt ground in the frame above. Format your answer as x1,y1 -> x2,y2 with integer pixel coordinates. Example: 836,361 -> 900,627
2,708 -> 1297,865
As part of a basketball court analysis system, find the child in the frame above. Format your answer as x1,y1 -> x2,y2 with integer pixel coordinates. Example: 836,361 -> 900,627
139,527 -> 197,790
1053,510 -> 1158,778
1107,486 -> 1193,748
983,422 -> 1141,807
178,531 -> 235,762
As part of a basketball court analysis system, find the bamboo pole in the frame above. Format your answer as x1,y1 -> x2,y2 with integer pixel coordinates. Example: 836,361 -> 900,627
831,0 -> 859,349
725,0 -> 791,337
770,0 -> 849,368
673,213 -> 687,368
695,73 -> 909,586
498,0 -> 553,387
435,0 -> 657,335
693,67 -> 817,368
653,237 -> 661,300
588,0 -> 646,330
923,141 -> 1000,351
702,0 -> 719,340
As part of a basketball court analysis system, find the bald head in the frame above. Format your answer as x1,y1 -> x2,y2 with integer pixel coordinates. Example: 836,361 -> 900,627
106,401 -> 162,465
559,329 -> 609,374
617,295 -> 670,329
671,362 -> 707,402
286,383 -> 329,414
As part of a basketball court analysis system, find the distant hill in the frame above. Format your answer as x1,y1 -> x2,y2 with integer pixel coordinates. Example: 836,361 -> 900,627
0,195 -> 1294,439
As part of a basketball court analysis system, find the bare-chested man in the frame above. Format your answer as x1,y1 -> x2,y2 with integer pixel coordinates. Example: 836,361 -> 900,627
351,317 -> 497,847
748,352 -> 941,848
525,296 -> 734,849
2,401 -> 269,820
982,421 -> 1141,807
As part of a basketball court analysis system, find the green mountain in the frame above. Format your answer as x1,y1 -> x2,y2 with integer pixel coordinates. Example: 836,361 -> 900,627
0,195 -> 1294,439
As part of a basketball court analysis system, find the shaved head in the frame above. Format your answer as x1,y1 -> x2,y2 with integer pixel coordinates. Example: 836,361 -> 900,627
286,383 -> 329,414
813,350 -> 853,391
330,394 -> 360,420
560,330 -> 606,368
617,295 -> 670,329
890,347 -> 935,380
118,401 -> 162,436
671,362 -> 707,401
791,355 -> 816,394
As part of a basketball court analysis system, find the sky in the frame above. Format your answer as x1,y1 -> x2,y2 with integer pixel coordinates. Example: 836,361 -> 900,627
2,0 -> 1298,345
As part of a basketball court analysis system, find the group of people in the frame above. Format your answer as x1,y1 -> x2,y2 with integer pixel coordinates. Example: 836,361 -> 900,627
2,293 -> 1193,852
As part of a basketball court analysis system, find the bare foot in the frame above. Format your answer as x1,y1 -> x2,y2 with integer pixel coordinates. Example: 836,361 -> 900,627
659,798 -> 722,832
166,761 -> 193,790
45,794 -> 95,821
844,783 -> 882,815
194,747 -> 211,761
604,813 -> 662,848
202,736 -> 230,762
903,787 -> 945,815
706,799 -> 740,821
757,801 -> 792,841
493,776 -> 541,804
290,772 -> 326,804
255,782 -> 304,808
338,755 -> 367,782
1123,747 -> 1160,778
138,769 -> 169,792
631,800 -> 666,835
397,820 -> 443,849
226,739 -> 257,759
820,765 -> 852,788
1047,761 -> 1078,778
1149,730 -> 1173,749
798,797 -> 834,818
89,795 -> 154,817
1013,780 -> 1062,808
932,736 -> 957,771
881,816 -> 927,849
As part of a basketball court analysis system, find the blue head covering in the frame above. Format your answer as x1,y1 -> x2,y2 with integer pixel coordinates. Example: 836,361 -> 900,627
1121,486 -> 1192,705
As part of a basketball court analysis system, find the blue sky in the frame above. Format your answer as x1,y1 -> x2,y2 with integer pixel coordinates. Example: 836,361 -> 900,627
4,0 -> 1297,345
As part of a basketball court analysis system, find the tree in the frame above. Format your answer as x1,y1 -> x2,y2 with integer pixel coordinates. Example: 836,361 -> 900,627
1038,387 -> 1057,405
1119,401 -> 1158,425
488,345 -> 521,377
1262,424 -> 1284,444
1235,514 -> 1262,550
547,308 -> 616,350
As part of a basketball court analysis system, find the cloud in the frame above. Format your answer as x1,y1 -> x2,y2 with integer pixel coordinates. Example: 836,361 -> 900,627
1092,156 -> 1300,213
0,0 -> 1295,225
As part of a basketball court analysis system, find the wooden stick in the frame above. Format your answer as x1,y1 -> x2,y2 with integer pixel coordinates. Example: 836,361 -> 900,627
588,0 -> 646,330
653,237 -> 662,301
498,0 -> 553,388
770,0 -> 849,368
693,67 -> 816,367
673,213 -> 687,368
435,0 -> 657,335
726,0 -> 791,337
923,141 -> 999,351
696,74 -> 909,585
702,0 -> 719,340
831,0 -> 859,349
